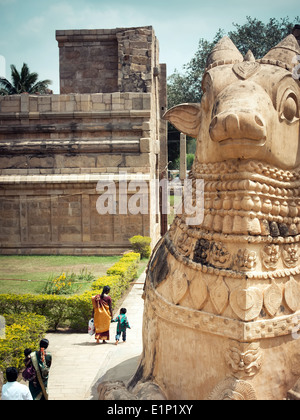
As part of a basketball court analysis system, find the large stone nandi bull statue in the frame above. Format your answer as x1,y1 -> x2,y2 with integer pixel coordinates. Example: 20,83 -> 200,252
99,34 -> 300,401
127,34 -> 300,401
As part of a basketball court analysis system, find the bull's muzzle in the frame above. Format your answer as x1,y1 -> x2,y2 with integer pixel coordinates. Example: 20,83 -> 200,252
209,111 -> 267,144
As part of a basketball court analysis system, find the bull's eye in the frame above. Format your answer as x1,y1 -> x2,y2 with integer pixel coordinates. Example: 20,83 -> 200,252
279,90 -> 299,123
283,96 -> 298,121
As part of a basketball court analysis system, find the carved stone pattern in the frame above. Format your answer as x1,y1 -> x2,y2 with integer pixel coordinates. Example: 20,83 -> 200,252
171,272 -> 189,305
167,232 -> 300,281
175,232 -> 194,258
263,282 -> 283,317
225,341 -> 262,379
148,269 -> 300,341
208,377 -> 257,400
230,287 -> 263,321
209,276 -> 229,315
234,249 -> 257,271
285,277 -> 300,312
189,277 -> 208,311
193,239 -> 254,271
282,244 -> 300,268
262,245 -> 280,270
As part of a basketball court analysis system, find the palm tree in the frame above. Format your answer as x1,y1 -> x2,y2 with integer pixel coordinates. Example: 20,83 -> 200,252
0,63 -> 52,95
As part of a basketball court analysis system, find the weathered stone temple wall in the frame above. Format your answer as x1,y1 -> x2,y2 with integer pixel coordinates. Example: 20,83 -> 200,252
0,27 -> 167,255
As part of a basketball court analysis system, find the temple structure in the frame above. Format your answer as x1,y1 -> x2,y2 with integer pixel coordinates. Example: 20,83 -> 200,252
0,27 -> 167,255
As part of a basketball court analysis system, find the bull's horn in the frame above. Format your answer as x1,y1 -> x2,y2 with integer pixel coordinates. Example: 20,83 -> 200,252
206,36 -> 243,68
262,34 -> 300,69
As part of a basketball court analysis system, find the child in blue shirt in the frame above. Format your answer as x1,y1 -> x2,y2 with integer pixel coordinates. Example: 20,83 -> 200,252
111,308 -> 131,345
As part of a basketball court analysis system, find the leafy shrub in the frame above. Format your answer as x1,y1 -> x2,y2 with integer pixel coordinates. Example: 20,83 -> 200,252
0,252 -> 141,332
42,269 -> 95,295
0,313 -> 48,375
0,294 -> 69,331
42,272 -> 77,295
129,236 -> 151,258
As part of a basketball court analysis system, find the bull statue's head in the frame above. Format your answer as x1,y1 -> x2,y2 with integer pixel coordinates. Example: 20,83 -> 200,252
165,35 -> 300,169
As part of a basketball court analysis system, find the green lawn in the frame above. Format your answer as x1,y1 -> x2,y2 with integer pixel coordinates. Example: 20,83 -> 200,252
0,255 -> 121,294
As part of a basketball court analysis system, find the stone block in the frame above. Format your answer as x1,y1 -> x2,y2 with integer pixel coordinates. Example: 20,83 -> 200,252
140,138 -> 151,153
91,94 -> 104,103
92,102 -> 106,111
1,98 -> 21,112
125,153 -> 150,167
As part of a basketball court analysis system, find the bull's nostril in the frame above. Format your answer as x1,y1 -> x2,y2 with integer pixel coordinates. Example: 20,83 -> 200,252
255,115 -> 264,127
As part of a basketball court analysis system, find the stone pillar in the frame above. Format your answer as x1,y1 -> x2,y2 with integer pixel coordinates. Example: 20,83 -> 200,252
179,132 -> 187,180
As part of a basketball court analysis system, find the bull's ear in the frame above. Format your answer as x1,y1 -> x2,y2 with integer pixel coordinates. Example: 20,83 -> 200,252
163,103 -> 201,138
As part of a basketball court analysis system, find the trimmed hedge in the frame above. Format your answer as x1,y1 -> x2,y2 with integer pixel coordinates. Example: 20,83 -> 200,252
129,235 -> 151,258
0,313 -> 48,375
0,252 -> 141,332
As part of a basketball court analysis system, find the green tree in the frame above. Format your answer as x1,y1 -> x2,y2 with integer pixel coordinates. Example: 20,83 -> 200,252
0,63 -> 52,95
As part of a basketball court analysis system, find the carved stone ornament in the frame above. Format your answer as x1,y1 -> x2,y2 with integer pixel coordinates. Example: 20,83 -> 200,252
262,245 -> 280,270
176,232 -> 194,257
233,61 -> 260,80
225,341 -> 262,379
230,287 -> 263,321
263,282 -> 282,317
282,244 -> 300,268
234,249 -> 257,271
285,277 -> 300,312
208,377 -> 257,400
190,276 -> 208,310
171,272 -> 188,305
209,276 -> 229,315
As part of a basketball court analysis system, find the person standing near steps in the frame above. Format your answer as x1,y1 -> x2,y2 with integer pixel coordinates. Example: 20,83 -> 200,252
92,286 -> 113,344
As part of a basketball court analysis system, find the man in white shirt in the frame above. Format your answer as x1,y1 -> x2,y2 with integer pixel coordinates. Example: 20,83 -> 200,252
1,367 -> 32,400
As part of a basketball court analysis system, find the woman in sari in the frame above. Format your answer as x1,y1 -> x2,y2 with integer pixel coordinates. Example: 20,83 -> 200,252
29,338 -> 52,400
92,286 -> 113,343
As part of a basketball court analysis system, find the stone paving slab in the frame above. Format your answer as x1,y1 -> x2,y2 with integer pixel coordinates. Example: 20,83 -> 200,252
46,275 -> 145,400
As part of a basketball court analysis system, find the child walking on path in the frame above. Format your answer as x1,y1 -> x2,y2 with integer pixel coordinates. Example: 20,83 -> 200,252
111,308 -> 131,345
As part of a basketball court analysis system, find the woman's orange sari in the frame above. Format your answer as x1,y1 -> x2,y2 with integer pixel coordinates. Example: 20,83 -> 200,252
92,294 -> 112,341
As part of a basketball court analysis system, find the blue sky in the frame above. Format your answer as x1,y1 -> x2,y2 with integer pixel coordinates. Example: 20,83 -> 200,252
0,0 -> 299,93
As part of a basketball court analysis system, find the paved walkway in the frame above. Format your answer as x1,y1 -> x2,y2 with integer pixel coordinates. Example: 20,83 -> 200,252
46,273 -> 145,400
